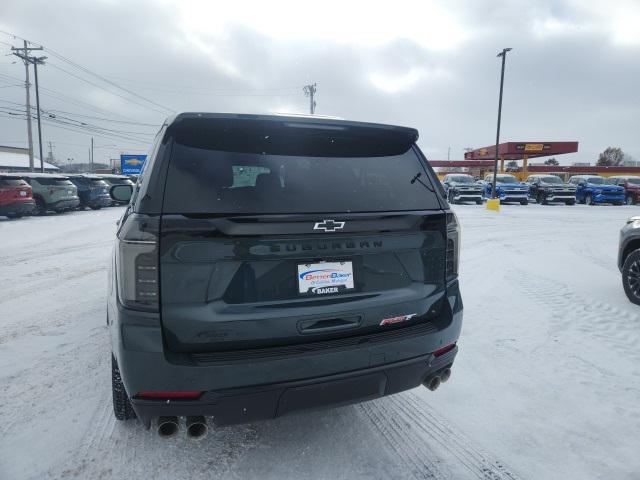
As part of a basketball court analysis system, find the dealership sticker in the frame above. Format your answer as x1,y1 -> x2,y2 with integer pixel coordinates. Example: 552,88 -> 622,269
298,261 -> 354,294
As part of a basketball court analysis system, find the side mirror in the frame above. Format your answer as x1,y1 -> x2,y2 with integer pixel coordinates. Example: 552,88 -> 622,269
110,184 -> 133,202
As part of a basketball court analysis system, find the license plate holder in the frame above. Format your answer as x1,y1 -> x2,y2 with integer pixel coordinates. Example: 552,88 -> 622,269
297,261 -> 355,295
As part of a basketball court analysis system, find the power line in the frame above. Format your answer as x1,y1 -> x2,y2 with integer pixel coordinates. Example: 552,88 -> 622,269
48,62 -> 171,115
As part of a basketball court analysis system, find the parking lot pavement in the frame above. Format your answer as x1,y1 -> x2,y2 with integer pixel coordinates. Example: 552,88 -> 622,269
1,204 -> 639,480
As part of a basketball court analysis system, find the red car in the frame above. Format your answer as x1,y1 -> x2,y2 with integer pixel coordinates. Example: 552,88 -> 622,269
607,176 -> 640,205
0,174 -> 36,219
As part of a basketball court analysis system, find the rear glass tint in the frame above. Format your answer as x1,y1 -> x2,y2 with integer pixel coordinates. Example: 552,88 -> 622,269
32,178 -> 73,186
0,178 -> 25,186
163,142 -> 440,214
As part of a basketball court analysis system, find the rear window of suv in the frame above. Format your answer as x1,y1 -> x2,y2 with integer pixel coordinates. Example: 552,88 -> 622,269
0,178 -> 25,186
162,142 -> 441,214
32,178 -> 73,186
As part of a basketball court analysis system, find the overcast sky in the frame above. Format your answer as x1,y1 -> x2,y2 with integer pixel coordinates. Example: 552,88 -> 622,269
1,0 -> 639,166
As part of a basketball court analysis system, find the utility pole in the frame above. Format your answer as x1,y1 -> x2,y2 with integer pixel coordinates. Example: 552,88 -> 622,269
303,83 -> 317,114
11,41 -> 42,172
447,146 -> 451,161
32,56 -> 47,173
492,48 -> 512,199
90,138 -> 94,172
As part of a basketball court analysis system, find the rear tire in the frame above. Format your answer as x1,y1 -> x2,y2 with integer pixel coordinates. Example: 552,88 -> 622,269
475,199 -> 482,205
536,192 -> 547,205
566,199 -> 576,206
626,196 -> 635,205
6,213 -> 23,219
448,190 -> 457,205
90,205 -> 102,210
34,197 -> 46,215
520,199 -> 528,205
112,355 -> 136,421
622,250 -> 640,306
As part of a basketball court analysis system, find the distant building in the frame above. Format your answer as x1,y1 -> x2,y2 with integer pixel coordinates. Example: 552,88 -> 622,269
571,162 -> 591,167
0,146 -> 59,173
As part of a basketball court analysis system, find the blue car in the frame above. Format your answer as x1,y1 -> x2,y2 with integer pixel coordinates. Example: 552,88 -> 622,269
68,174 -> 112,210
568,175 -> 625,205
483,174 -> 529,205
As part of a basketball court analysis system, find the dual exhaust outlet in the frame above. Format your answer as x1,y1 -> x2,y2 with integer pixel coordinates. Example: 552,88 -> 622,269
423,367 -> 452,392
157,415 -> 208,439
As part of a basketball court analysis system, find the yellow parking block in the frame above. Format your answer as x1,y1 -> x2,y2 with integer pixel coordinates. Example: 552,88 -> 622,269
486,198 -> 500,212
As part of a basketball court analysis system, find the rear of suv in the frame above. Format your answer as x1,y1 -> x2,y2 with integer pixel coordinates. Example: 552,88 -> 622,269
68,174 -> 112,210
108,113 -> 463,437
0,174 -> 36,218
22,173 -> 80,214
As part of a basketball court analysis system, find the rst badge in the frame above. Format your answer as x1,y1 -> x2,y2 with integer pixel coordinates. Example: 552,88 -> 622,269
379,313 -> 417,326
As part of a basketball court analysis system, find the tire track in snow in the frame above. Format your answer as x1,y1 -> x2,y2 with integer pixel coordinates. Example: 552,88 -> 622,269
508,269 -> 640,362
358,394 -> 521,480
357,399 -> 444,479
395,394 -> 520,480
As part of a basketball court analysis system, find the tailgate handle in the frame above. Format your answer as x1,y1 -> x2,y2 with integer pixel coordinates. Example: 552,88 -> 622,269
298,316 -> 361,334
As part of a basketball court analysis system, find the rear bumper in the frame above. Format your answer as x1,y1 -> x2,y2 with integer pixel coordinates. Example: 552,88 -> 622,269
109,280 -> 463,427
87,195 -> 111,208
49,198 -> 80,210
0,199 -> 36,215
131,348 -> 457,427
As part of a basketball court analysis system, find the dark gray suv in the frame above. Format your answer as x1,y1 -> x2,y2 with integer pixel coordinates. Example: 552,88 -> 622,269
108,113 -> 463,438
619,216 -> 640,305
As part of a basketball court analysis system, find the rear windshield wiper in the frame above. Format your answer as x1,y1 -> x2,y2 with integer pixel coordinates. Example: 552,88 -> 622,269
410,172 -> 435,193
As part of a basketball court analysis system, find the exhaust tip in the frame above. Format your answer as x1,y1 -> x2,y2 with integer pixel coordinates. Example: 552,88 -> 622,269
186,415 -> 208,440
157,416 -> 179,438
440,368 -> 452,383
424,376 -> 441,391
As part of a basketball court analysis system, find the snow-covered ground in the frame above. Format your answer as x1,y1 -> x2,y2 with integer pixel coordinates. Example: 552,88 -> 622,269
1,204 -> 639,480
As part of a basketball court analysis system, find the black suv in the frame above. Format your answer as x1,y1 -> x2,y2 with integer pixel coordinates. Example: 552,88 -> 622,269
108,113 -> 463,438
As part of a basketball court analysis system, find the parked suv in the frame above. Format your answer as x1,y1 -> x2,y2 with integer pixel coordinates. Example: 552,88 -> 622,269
483,173 -> 529,204
68,174 -> 112,210
606,176 -> 640,205
618,216 -> 640,305
108,113 -> 463,437
568,175 -> 625,205
524,174 -> 576,205
442,174 -> 483,204
21,173 -> 80,214
0,174 -> 36,218
97,174 -> 135,205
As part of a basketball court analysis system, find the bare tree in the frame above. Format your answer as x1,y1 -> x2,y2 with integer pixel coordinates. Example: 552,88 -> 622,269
597,147 -> 624,166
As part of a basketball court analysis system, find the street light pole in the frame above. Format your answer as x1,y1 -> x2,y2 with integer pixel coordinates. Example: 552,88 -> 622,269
492,48 -> 512,199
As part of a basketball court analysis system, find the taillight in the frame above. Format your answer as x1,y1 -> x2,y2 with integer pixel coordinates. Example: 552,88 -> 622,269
445,211 -> 460,281
433,342 -> 456,357
115,214 -> 159,311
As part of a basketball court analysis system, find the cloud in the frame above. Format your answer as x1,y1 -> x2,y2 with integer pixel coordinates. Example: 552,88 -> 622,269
0,0 -> 639,166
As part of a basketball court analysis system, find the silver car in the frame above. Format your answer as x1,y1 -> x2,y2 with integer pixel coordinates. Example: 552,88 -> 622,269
619,216 -> 640,305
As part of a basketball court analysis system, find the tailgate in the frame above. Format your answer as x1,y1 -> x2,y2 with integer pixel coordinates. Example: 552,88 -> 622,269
160,212 -> 446,353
